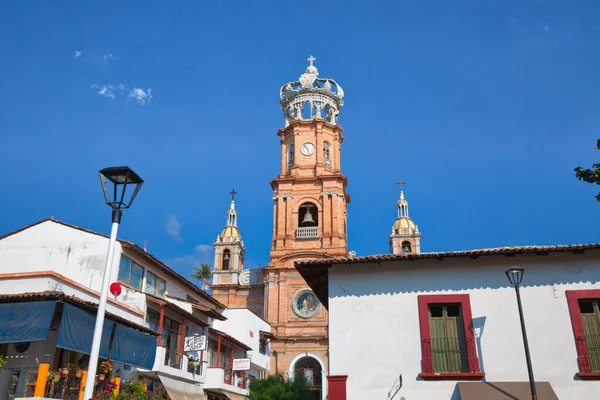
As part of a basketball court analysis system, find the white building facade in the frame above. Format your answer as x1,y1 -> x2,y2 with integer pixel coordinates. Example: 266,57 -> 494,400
0,218 -> 270,400
297,245 -> 600,400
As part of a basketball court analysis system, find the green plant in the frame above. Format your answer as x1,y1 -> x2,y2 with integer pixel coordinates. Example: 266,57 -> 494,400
100,361 -> 112,375
249,374 -> 311,400
0,355 -> 7,368
91,379 -> 159,400
575,138 -> 600,201
190,263 -> 213,291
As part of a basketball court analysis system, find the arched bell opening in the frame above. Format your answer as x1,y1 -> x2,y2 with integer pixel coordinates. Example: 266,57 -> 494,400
298,202 -> 318,227
222,249 -> 231,270
402,241 -> 412,254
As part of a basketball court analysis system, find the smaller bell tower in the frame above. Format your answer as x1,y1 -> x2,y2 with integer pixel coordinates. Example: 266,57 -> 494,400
390,180 -> 422,254
212,189 -> 245,286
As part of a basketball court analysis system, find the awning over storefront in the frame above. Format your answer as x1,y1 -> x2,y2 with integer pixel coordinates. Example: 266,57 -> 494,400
204,389 -> 248,400
111,323 -> 157,369
457,381 -> 559,399
0,291 -> 158,370
0,300 -> 57,344
57,303 -> 112,358
158,375 -> 205,400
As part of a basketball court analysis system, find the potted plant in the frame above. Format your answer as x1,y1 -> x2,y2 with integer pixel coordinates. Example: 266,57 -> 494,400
0,355 -> 7,369
61,362 -> 74,375
99,360 -> 112,381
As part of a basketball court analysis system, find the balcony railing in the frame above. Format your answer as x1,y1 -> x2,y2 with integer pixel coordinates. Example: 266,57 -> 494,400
577,335 -> 600,372
296,226 -> 319,239
421,337 -> 479,373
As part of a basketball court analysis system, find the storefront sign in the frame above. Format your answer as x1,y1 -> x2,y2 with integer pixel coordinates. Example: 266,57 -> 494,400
184,334 -> 206,352
232,358 -> 251,371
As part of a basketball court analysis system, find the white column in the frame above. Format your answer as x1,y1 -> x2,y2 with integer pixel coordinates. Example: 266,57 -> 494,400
83,221 -> 120,400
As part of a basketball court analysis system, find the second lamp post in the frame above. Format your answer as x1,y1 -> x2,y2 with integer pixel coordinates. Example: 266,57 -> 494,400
505,267 -> 537,400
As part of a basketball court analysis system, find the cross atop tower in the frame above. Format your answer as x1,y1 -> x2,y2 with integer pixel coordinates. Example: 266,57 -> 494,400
307,55 -> 316,67
396,180 -> 406,196
230,188 -> 238,202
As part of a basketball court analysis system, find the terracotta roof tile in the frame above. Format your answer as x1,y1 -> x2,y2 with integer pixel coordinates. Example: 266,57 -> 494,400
296,243 -> 600,266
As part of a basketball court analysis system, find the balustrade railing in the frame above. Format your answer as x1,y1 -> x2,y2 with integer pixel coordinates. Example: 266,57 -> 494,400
0,367 -> 37,399
421,337 -> 476,373
296,226 -> 319,239
44,370 -> 82,400
577,334 -> 600,372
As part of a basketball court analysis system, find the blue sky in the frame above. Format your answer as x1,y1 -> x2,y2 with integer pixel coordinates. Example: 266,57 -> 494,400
1,0 -> 599,278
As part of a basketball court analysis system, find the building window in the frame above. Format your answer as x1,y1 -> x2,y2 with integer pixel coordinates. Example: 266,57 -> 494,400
259,338 -> 268,355
417,294 -> 483,380
163,317 -> 181,369
287,142 -> 295,169
208,338 -> 219,367
146,308 -> 160,332
118,256 -> 144,290
402,241 -> 412,253
428,304 -> 468,373
566,290 -> 600,379
323,141 -> 332,167
222,249 -> 231,270
145,271 -> 166,297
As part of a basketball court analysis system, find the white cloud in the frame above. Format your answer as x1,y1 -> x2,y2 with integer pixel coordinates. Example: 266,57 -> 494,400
128,87 -> 152,105
194,244 -> 213,254
103,53 -> 116,62
91,84 -> 152,105
166,244 -> 214,270
166,214 -> 182,240
74,50 -> 82,58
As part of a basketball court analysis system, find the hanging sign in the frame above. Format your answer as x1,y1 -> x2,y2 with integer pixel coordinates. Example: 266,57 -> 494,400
232,358 -> 251,371
184,335 -> 207,352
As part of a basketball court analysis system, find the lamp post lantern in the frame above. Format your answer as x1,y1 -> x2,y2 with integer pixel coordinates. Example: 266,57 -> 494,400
83,167 -> 143,400
505,267 -> 537,400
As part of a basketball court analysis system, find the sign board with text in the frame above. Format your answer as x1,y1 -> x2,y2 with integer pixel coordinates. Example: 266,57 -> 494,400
184,335 -> 207,352
232,358 -> 251,371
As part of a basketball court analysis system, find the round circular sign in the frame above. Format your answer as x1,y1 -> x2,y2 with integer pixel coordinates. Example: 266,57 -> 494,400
110,282 -> 122,297
291,289 -> 320,319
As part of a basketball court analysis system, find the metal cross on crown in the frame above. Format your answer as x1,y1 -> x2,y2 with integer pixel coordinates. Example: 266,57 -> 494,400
396,180 -> 406,197
230,188 -> 237,201
307,55 -> 316,67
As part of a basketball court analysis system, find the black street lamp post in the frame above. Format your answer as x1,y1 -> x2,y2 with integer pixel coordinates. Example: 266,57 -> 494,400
505,267 -> 537,400
83,166 -> 143,400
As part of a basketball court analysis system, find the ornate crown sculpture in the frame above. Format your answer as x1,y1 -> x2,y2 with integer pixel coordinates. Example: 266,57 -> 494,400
279,55 -> 344,126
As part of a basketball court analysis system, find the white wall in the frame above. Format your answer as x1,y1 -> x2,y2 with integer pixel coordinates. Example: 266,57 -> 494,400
213,309 -> 271,372
327,252 -> 600,400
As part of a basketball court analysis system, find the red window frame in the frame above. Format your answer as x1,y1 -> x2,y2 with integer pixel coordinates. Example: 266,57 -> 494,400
566,289 -> 600,379
417,294 -> 484,380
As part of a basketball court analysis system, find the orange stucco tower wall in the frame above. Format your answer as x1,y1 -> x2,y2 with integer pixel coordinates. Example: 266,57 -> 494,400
265,57 -> 349,395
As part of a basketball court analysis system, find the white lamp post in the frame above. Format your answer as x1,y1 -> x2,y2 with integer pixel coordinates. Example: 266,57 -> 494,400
83,166 -> 143,400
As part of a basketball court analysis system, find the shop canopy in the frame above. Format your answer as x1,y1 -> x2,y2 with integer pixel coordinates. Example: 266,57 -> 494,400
0,291 -> 158,370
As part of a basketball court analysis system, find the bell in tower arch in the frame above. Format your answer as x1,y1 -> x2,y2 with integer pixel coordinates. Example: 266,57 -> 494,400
301,208 -> 315,226
300,203 -> 318,227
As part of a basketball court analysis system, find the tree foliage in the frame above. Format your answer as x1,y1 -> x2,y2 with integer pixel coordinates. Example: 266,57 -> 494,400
189,263 -> 212,290
575,139 -> 600,202
249,374 -> 311,400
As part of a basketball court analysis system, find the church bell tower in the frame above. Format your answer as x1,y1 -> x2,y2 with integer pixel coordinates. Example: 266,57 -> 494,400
265,56 -> 350,396
390,181 -> 422,254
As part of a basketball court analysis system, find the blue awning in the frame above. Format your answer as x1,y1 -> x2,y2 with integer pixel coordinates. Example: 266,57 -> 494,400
56,303 -> 112,358
110,323 -> 156,369
0,301 -> 57,344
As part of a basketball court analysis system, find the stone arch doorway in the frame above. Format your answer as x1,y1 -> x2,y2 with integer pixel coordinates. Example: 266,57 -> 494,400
288,353 -> 327,400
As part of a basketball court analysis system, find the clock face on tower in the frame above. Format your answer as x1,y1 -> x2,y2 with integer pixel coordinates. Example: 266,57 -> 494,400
301,142 -> 315,156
